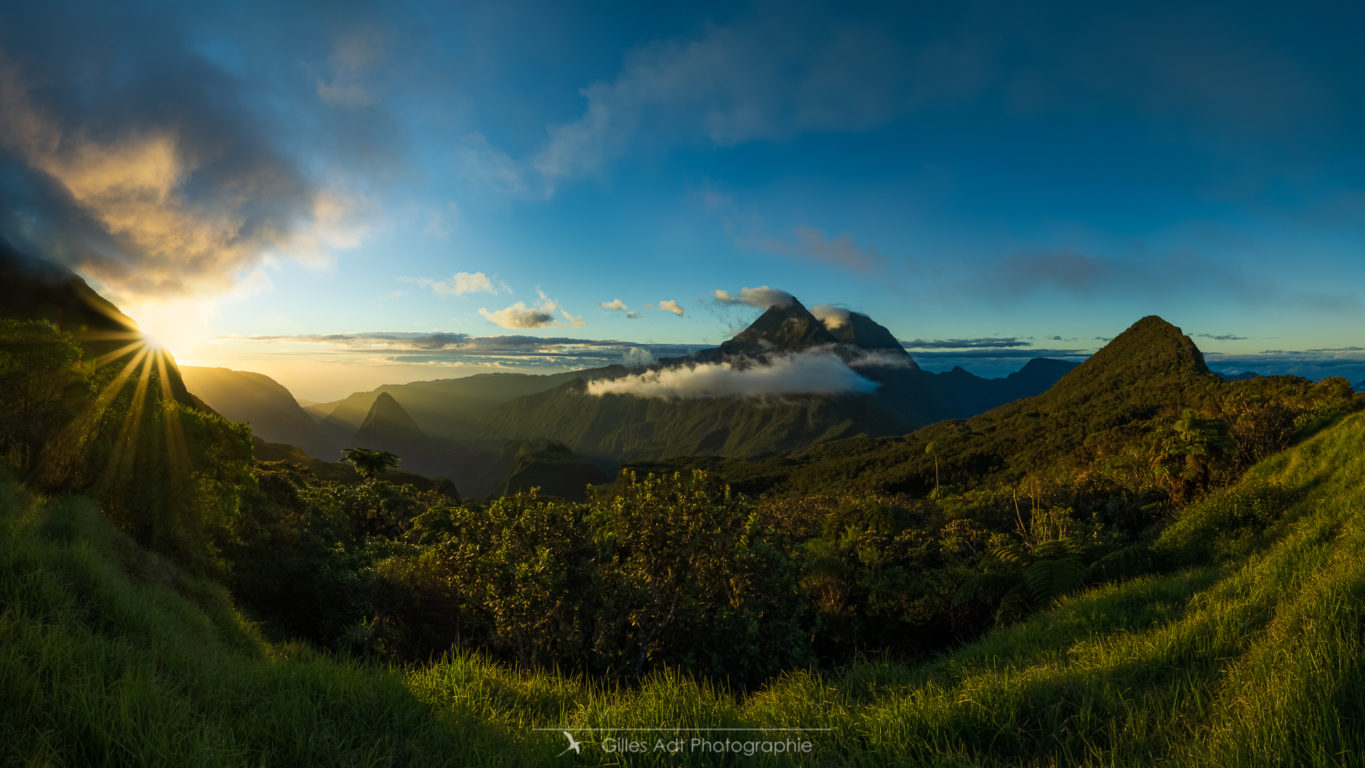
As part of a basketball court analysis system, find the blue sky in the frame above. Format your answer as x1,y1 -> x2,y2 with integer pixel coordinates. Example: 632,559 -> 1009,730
0,0 -> 1361,400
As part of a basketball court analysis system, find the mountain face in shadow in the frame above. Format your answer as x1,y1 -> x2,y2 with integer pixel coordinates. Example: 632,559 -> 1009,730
500,439 -> 608,501
712,298 -> 837,359
353,392 -> 424,451
181,367 -> 324,454
826,311 -> 919,365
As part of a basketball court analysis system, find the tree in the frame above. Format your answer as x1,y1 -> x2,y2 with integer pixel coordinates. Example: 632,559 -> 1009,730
1150,410 -> 1235,505
341,448 -> 400,479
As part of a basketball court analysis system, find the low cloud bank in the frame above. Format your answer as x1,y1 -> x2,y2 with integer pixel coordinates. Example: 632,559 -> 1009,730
587,350 -> 877,399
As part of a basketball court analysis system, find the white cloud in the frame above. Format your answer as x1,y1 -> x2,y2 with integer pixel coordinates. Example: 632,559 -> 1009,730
713,286 -> 794,308
478,302 -> 555,329
419,271 -> 498,296
599,298 -> 629,311
587,350 -> 878,399
561,309 -> 586,328
623,347 -> 656,368
653,299 -> 685,316
811,304 -> 851,329
626,311 -> 641,319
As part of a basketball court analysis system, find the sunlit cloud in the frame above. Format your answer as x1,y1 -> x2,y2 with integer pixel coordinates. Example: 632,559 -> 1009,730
479,302 -> 555,329
0,52 -> 372,300
713,286 -> 793,308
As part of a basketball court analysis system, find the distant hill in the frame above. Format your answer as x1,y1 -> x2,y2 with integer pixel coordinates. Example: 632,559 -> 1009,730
353,393 -> 424,452
499,440 -> 607,501
181,367 -> 325,454
671,315 -> 1222,495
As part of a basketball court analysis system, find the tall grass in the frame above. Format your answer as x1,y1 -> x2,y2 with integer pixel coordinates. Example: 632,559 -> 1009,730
6,410 -> 1365,765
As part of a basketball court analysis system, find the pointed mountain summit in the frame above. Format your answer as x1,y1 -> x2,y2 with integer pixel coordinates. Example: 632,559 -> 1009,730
717,297 -> 838,358
1052,315 -> 1210,399
352,392 -> 424,451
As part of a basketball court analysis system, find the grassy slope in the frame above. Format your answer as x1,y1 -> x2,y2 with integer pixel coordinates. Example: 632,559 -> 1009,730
6,411 -> 1365,766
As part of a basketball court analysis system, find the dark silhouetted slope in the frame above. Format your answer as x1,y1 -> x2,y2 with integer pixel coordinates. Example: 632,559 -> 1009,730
711,298 -> 837,359
353,392 -> 424,450
499,440 -> 607,501
827,311 -> 919,366
181,367 -> 323,453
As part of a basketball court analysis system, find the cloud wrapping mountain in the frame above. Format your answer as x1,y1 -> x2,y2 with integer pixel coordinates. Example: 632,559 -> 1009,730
586,350 -> 878,399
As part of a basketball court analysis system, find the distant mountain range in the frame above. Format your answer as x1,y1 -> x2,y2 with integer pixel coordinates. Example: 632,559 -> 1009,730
670,314 -> 1226,497
186,297 -> 1079,495
1,244 -> 1084,498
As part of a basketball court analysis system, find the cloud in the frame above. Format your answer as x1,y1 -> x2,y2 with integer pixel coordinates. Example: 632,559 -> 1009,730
713,286 -> 794,308
418,271 -> 498,296
587,350 -> 878,399
455,133 -> 545,199
599,298 -> 629,311
315,28 -> 387,108
479,288 -> 579,330
626,311 -> 641,319
974,249 -> 1361,312
703,190 -> 892,276
1196,333 -> 1248,341
622,347 -> 655,368
902,337 -> 1031,349
0,8 -> 387,301
479,302 -> 555,329
811,304 -> 851,330
226,331 -> 709,370
655,299 -> 685,316
530,15 -> 962,183
772,226 -> 887,275
465,10 -> 992,197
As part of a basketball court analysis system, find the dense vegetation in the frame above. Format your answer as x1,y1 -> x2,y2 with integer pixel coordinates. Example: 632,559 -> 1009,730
8,401 -> 1365,765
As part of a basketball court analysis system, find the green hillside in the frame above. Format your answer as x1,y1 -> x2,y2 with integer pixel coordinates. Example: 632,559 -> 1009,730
6,407 -> 1365,765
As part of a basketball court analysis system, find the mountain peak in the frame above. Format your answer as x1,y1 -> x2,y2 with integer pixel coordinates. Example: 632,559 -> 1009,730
1051,315 -> 1211,398
353,392 -> 423,450
718,297 -> 837,357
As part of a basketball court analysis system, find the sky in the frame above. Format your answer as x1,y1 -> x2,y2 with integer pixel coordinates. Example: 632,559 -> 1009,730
1,0 -> 1362,402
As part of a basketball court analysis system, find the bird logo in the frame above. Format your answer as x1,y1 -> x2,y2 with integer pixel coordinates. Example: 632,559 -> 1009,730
557,731 -> 583,757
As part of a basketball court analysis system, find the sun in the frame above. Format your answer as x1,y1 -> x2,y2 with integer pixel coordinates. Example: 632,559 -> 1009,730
122,300 -> 213,365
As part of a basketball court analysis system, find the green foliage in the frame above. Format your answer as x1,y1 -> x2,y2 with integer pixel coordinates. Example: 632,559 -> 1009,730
0,320 -> 90,472
340,447 -> 400,478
